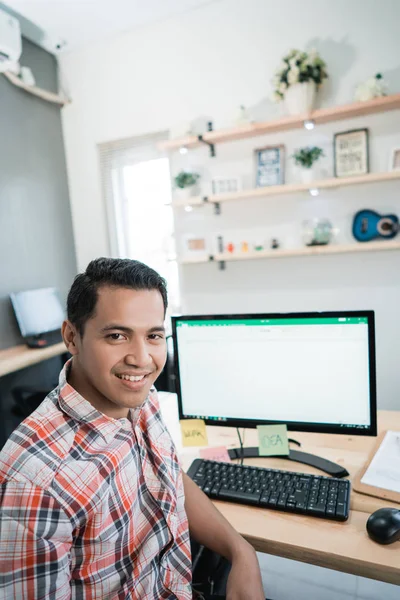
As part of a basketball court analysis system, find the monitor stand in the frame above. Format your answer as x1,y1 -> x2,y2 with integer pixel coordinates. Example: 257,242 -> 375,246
228,446 -> 349,478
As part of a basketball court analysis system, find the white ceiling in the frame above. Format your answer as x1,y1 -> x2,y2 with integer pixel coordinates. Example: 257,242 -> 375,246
4,0 -> 215,53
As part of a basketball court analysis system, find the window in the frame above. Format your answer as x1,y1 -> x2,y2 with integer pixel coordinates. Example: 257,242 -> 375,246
99,132 -> 180,316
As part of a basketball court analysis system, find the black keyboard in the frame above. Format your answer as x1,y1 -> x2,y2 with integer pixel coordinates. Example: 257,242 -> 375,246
187,458 -> 351,521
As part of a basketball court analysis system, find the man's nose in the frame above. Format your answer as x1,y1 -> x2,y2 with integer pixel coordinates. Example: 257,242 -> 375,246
124,341 -> 151,368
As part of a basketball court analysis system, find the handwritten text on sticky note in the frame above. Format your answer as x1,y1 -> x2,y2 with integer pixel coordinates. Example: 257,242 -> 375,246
180,419 -> 208,447
199,446 -> 231,462
257,424 -> 289,456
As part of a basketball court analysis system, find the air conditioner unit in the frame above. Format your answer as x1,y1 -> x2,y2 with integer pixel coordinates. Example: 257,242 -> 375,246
0,7 -> 22,73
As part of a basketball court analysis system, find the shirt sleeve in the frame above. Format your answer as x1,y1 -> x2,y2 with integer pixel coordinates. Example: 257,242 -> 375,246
0,480 -> 73,599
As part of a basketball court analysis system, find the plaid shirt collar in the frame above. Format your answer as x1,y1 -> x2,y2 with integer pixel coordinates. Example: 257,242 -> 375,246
57,359 -> 146,444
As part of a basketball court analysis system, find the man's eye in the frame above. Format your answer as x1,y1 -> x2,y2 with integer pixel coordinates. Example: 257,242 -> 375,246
107,333 -> 125,341
148,334 -> 163,341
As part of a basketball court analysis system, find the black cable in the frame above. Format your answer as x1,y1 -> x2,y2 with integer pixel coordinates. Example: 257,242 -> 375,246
288,438 -> 301,447
236,427 -> 244,465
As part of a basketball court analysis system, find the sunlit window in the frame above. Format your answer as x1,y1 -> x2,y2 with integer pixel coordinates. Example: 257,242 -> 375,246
100,134 -> 180,320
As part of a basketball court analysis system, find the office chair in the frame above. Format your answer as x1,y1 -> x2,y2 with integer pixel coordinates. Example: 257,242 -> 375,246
11,386 -> 51,420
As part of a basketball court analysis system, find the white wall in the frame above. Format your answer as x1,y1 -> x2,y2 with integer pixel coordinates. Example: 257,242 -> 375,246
60,0 -> 400,409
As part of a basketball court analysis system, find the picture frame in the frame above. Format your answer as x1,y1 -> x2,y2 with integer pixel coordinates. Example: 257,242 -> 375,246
182,234 -> 208,256
389,147 -> 400,171
334,128 -> 369,178
254,145 -> 285,187
211,176 -> 242,195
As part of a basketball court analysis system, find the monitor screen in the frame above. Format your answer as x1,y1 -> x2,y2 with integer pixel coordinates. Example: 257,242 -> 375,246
172,311 -> 377,436
10,288 -> 65,338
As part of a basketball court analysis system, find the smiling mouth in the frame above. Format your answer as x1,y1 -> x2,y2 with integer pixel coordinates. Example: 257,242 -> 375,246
116,374 -> 149,382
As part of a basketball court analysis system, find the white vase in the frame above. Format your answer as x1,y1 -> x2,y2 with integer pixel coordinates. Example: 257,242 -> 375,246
175,185 -> 198,202
285,81 -> 316,115
300,168 -> 315,184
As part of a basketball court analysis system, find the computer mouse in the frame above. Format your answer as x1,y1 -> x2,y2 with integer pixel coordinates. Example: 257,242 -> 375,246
366,508 -> 400,545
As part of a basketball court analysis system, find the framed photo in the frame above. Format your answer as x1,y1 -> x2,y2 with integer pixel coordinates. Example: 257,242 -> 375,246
255,145 -> 285,187
182,234 -> 208,256
390,148 -> 400,171
211,176 -> 241,195
334,128 -> 369,178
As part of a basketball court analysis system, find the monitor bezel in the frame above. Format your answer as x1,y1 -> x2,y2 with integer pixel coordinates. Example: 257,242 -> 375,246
10,287 -> 64,338
171,310 -> 377,437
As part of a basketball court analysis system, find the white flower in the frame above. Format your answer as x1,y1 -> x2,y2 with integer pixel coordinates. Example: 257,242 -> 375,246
287,66 -> 300,85
272,75 -> 281,87
278,61 -> 287,72
279,82 -> 288,93
271,91 -> 283,103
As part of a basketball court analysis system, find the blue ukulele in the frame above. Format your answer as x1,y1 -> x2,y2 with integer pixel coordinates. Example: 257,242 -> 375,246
352,209 -> 399,242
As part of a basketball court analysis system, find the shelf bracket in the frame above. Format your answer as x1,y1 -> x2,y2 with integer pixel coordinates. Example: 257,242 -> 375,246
198,134 -> 215,157
208,254 -> 225,270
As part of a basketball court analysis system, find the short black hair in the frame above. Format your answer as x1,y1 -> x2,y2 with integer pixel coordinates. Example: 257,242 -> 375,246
67,257 -> 168,335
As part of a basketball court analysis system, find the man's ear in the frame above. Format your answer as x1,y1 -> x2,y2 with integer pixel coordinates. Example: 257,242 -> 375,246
62,320 -> 80,356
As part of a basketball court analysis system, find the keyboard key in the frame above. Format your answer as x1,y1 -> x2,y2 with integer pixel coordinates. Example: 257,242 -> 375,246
219,489 -> 261,505
307,503 -> 326,516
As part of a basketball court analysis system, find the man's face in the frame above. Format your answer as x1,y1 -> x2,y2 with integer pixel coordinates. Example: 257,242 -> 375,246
63,286 -> 167,419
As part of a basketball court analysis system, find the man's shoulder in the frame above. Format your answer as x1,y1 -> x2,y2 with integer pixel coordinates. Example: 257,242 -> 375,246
0,389 -> 77,491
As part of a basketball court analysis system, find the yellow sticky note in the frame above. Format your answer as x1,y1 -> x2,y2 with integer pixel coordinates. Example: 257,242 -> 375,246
257,424 -> 289,456
180,419 -> 208,447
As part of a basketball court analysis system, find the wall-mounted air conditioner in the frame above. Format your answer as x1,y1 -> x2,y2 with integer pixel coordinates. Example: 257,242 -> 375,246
0,7 -> 22,73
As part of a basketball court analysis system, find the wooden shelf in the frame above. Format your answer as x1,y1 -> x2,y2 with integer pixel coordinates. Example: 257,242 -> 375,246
181,240 -> 400,265
173,170 -> 400,208
160,93 -> 400,152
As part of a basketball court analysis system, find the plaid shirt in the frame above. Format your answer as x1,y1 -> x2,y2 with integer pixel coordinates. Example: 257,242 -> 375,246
0,361 -> 192,599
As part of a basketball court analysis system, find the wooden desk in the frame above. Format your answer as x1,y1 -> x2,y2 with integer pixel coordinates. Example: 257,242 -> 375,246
0,342 -> 66,377
187,411 -> 400,585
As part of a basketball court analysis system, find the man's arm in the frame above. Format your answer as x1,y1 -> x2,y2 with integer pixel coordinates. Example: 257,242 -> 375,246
0,481 -> 73,599
182,472 -> 264,599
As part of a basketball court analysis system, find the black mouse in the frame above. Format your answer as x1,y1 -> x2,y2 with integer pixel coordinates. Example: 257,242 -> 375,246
366,508 -> 400,545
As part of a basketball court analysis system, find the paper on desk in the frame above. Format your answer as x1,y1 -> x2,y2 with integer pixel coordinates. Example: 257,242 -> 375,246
361,430 -> 400,493
257,424 -> 289,456
180,419 -> 208,447
199,446 -> 231,462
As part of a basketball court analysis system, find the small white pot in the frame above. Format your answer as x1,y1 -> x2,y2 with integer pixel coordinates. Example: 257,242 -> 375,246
299,165 -> 323,184
175,185 -> 198,202
300,168 -> 315,184
285,81 -> 316,115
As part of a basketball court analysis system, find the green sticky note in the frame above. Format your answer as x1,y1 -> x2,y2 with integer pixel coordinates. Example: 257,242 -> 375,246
257,424 -> 289,456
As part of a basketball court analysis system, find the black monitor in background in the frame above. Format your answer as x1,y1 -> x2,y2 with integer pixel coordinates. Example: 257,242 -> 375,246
10,287 -> 65,348
172,311 -> 377,438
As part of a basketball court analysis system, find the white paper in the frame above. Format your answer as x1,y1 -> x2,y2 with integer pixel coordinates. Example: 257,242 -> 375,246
361,430 -> 400,493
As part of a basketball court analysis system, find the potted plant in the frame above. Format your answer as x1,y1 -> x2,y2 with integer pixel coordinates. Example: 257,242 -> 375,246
174,171 -> 200,201
272,48 -> 328,115
292,146 -> 325,183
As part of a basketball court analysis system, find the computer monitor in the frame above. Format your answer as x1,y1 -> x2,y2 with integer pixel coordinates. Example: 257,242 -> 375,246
172,311 -> 377,437
10,287 -> 65,348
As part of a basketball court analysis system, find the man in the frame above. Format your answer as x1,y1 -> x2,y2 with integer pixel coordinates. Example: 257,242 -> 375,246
0,258 -> 265,599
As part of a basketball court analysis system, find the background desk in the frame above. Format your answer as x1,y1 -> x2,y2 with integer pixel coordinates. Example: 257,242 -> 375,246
175,409 -> 400,586
0,343 -> 67,447
0,342 -> 66,377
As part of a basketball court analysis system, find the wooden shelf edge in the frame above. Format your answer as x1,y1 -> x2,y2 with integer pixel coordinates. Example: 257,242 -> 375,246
172,171 -> 400,208
180,241 -> 400,265
3,71 -> 70,106
161,93 -> 400,152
